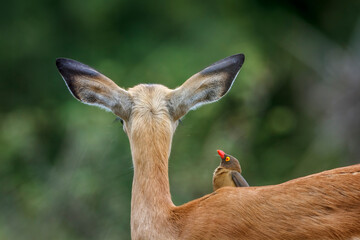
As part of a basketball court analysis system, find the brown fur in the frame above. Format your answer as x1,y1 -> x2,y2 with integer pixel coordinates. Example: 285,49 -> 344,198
176,166 -> 360,240
56,55 -> 360,240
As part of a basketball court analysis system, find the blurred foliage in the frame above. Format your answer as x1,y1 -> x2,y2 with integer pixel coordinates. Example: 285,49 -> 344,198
1,0 -> 359,239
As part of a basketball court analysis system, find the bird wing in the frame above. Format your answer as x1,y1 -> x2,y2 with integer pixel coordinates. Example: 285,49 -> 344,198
231,171 -> 249,187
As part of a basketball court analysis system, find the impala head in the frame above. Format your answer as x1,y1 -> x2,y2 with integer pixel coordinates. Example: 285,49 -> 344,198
56,54 -> 245,149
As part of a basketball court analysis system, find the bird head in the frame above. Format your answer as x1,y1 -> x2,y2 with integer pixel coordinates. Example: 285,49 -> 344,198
217,149 -> 242,172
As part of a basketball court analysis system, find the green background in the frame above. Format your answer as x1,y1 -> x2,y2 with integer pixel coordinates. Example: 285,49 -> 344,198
1,0 -> 359,239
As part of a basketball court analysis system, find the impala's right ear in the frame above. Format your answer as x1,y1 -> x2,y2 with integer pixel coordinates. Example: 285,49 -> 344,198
56,58 -> 132,120
167,54 -> 244,120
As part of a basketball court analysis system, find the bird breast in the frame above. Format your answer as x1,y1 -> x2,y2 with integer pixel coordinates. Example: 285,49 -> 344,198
212,167 -> 236,191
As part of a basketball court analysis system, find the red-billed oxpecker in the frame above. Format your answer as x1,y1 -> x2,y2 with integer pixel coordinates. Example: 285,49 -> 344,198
213,150 -> 249,191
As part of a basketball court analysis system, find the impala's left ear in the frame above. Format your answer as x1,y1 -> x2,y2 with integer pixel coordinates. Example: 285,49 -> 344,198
167,54 -> 245,120
56,58 -> 132,120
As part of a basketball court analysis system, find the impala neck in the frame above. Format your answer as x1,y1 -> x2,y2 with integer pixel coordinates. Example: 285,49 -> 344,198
128,118 -> 175,236
130,135 -> 173,206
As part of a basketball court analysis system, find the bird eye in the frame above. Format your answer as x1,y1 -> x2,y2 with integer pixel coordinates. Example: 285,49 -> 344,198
225,157 -> 230,161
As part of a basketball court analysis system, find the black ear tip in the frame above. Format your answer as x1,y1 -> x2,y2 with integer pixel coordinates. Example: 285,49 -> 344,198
55,58 -> 63,68
239,53 -> 245,62
55,58 -> 73,70
233,53 -> 245,66
201,53 -> 245,76
55,58 -> 100,77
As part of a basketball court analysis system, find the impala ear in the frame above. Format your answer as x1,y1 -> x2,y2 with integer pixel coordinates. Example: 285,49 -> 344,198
167,54 -> 244,120
56,58 -> 132,120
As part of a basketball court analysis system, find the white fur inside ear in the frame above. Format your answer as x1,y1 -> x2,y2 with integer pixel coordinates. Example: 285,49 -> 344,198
189,99 -> 218,111
82,101 -> 112,112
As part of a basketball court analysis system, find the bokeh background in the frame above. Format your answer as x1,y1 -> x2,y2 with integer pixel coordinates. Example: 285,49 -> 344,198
1,0 -> 360,239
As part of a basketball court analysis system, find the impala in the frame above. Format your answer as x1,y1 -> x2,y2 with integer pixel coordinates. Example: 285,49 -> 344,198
56,54 -> 360,239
